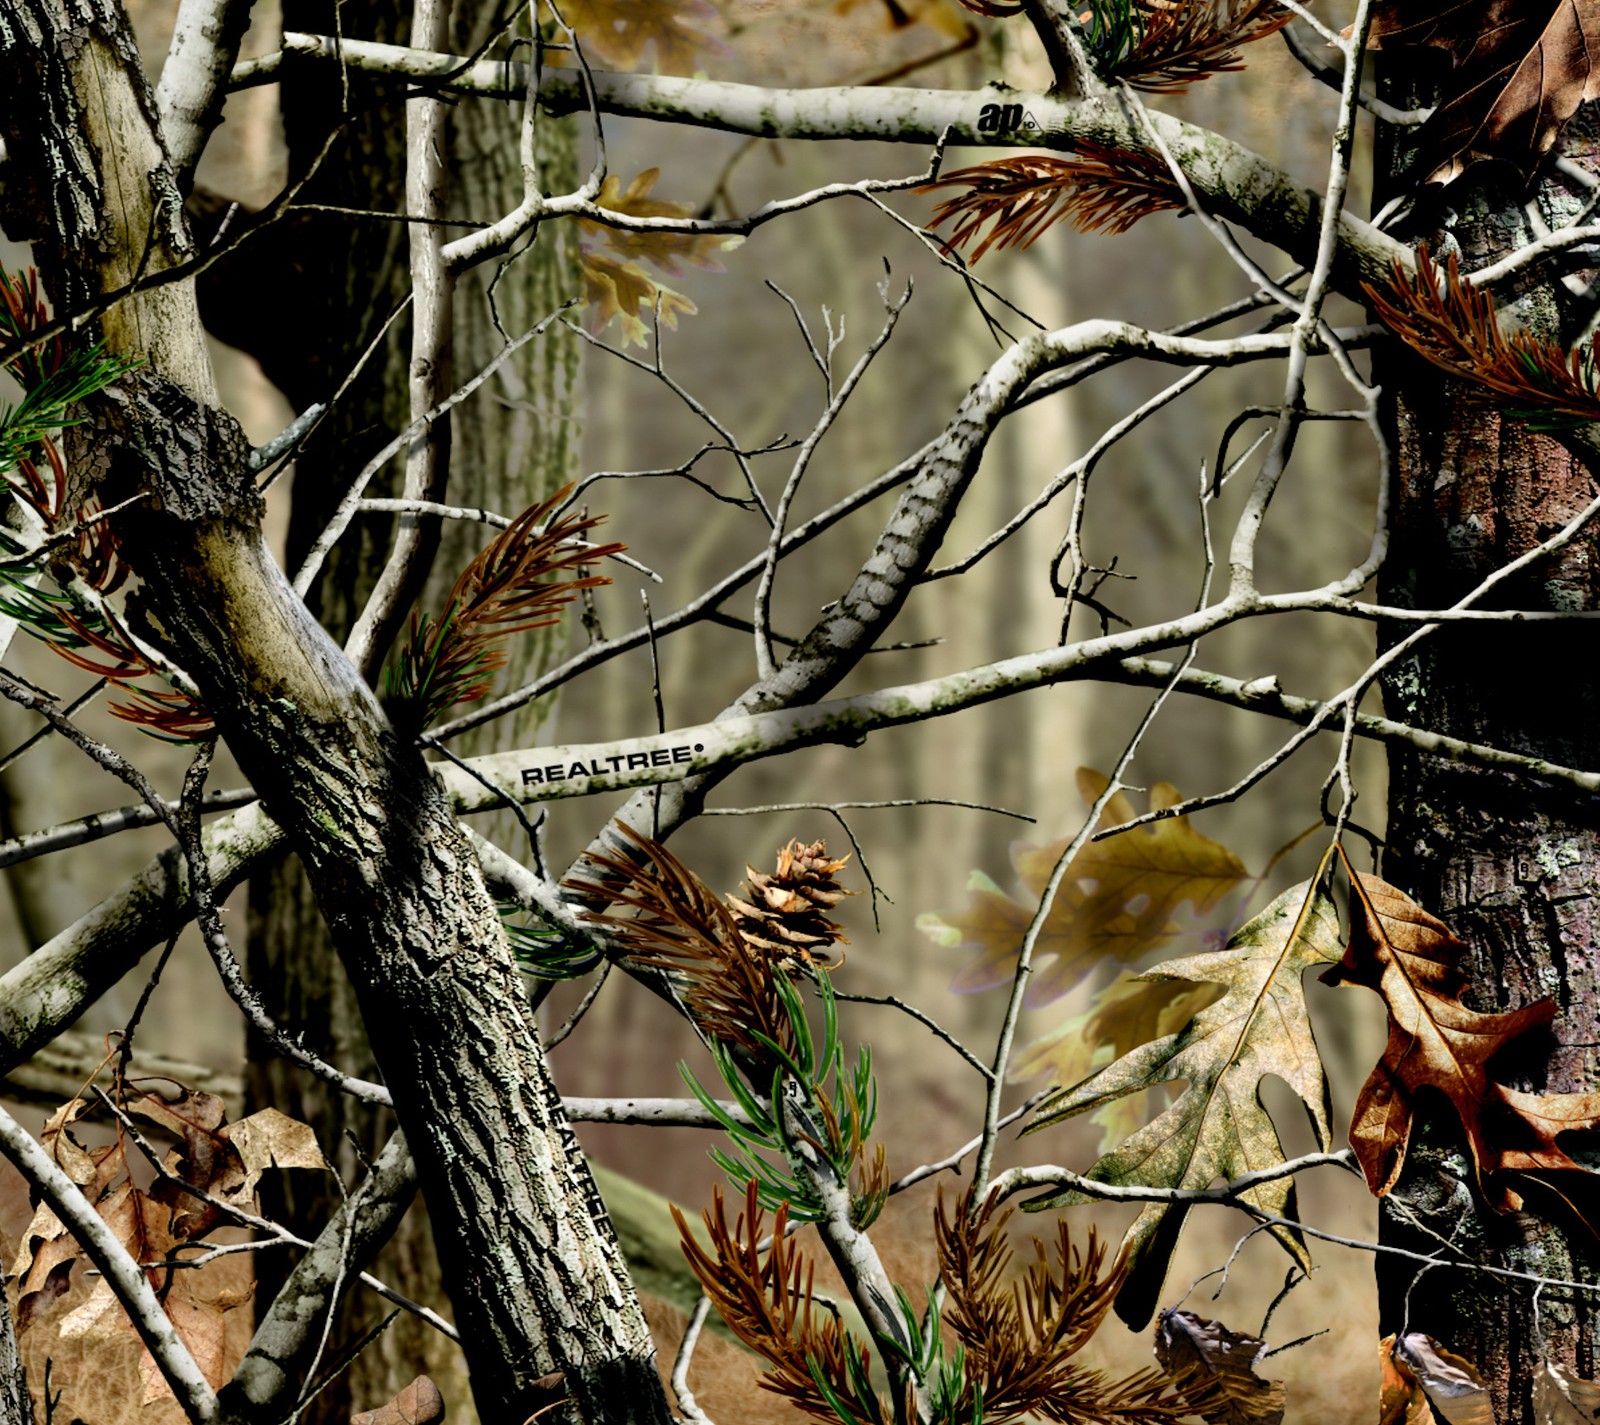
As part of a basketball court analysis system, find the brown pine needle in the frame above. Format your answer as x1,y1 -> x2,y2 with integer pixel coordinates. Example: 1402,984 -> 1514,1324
1365,246 -> 1600,429
922,147 -> 1185,259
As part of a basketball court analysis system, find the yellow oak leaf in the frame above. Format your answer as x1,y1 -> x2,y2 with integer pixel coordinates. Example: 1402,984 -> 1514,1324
580,248 -> 697,346
1025,878 -> 1344,1328
584,168 -> 741,275
919,768 -> 1248,1007
551,0 -> 727,75
1011,972 -> 1223,1151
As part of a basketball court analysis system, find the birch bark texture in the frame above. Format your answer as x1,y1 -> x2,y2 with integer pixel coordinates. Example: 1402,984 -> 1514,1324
0,2 -> 670,1420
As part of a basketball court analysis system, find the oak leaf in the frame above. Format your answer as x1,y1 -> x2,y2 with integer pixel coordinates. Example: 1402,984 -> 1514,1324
1380,1334 -> 1491,1425
1154,1310 -> 1285,1425
1024,878 -> 1343,1327
553,0 -> 727,74
919,768 -> 1248,1007
585,168 -> 741,275
1321,874 -> 1600,1221
581,248 -> 698,348
1362,1 -> 1600,183
1011,973 -> 1224,1150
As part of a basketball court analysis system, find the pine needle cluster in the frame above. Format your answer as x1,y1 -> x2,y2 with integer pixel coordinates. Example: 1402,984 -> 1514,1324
1365,246 -> 1600,430
385,485 -> 622,734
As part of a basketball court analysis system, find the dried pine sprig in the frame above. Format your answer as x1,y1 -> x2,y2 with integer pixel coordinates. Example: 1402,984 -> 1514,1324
1085,0 -> 1291,93
923,146 -> 1185,259
0,271 -> 203,740
673,1182 -> 901,1424
1365,246 -> 1600,431
935,1189 -> 1208,1424
565,822 -> 799,1061
386,485 -> 624,733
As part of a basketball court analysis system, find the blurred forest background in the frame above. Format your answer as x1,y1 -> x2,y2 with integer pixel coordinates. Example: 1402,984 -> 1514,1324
0,0 -> 1396,1418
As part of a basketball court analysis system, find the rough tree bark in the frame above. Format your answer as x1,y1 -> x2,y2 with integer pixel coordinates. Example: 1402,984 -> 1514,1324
1376,93 -> 1600,1425
0,1 -> 668,1421
208,0 -> 583,1411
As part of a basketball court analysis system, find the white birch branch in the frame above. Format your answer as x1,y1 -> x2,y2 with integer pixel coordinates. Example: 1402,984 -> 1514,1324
239,37 -> 1411,296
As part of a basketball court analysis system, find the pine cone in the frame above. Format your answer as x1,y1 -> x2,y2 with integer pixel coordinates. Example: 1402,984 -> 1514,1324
725,839 -> 855,969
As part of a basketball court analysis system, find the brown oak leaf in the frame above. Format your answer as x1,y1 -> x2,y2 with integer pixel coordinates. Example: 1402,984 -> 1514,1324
1322,873 -> 1600,1222
1363,1 -> 1600,183
1155,1310 -> 1285,1425
581,248 -> 698,347
919,768 -> 1248,1007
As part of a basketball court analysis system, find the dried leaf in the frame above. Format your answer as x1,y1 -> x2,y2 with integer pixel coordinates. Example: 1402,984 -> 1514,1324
834,0 -> 973,40
1536,1359 -> 1600,1422
1381,1335 -> 1441,1425
922,146 -> 1186,258
1011,973 -> 1225,1150
1322,873 -> 1600,1222
552,0 -> 728,74
583,168 -> 741,275
1387,1334 -> 1492,1425
581,247 -> 699,347
137,1277 -> 253,1402
1025,877 -> 1343,1328
353,1375 -> 448,1425
1362,0 -> 1600,183
1154,1310 -> 1285,1425
1365,246 -> 1600,431
221,1106 -> 330,1202
921,768 -> 1248,1008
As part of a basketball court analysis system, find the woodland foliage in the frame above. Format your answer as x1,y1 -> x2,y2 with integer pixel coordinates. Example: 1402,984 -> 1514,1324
8,0 -> 1600,1421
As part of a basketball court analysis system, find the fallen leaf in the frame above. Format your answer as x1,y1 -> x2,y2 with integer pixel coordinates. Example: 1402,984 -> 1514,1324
1362,0 -> 1600,183
1390,1334 -> 1492,1425
1011,973 -> 1224,1150
1536,1359 -> 1600,1421
1155,1310 -> 1285,1425
222,1105 -> 329,1202
1381,1335 -> 1441,1425
1024,878 -> 1343,1327
1322,874 -> 1600,1222
920,768 -> 1248,1007
137,1278 -> 253,1402
353,1375 -> 448,1425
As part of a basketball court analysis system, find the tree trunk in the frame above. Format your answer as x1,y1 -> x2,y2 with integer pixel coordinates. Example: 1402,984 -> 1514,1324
226,0 -> 582,1412
0,2 -> 669,1420
1376,101 -> 1600,1422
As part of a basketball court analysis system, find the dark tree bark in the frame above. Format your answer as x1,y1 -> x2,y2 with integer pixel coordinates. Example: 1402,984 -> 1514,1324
211,0 -> 583,1412
0,2 -> 668,1421
1376,96 -> 1600,1424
